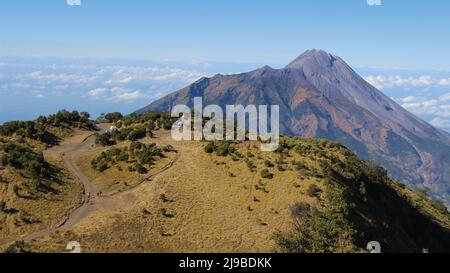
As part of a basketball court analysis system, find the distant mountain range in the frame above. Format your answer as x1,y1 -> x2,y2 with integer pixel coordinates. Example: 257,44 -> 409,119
136,49 -> 450,206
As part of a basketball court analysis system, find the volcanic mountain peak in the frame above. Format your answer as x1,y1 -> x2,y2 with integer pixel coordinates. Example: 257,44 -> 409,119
286,49 -> 341,70
138,50 -> 450,207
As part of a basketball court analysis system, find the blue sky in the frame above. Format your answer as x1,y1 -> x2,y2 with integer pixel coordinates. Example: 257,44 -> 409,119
1,0 -> 450,69
1,0 -> 450,131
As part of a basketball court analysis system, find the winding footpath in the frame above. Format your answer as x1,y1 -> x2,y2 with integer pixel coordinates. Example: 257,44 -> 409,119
19,132 -> 180,243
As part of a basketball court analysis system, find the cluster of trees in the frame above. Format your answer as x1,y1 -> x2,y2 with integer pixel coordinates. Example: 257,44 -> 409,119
272,182 -> 356,253
91,141 -> 174,174
0,142 -> 55,192
95,124 -> 153,146
40,110 -> 94,129
0,120 -> 55,144
96,111 -> 179,147
119,112 -> 176,130
103,112 -> 123,123
91,147 -> 126,172
0,142 -> 52,181
0,110 -> 95,145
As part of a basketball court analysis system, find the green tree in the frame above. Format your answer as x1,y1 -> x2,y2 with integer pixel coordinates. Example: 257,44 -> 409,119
105,112 -> 124,123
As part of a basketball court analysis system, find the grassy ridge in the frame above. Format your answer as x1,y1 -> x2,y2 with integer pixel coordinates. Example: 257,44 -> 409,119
271,137 -> 450,253
2,111 -> 450,253
203,137 -> 450,252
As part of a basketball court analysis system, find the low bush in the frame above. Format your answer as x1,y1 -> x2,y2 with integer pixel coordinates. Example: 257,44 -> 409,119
307,184 -> 322,198
261,169 -> 274,179
91,141 -> 171,174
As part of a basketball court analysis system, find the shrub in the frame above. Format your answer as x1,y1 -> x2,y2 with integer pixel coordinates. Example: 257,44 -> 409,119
257,219 -> 268,226
204,143 -> 215,154
261,169 -> 274,179
160,194 -> 169,203
162,145 -> 174,152
117,152 -> 129,162
142,208 -> 151,215
133,163 -> 147,174
264,160 -> 274,168
246,160 -> 256,172
162,120 -> 173,130
159,208 -> 174,218
4,241 -> 29,253
363,162 -> 388,184
307,184 -> 322,198
13,185 -> 20,197
97,161 -> 108,172
0,200 -> 5,212
431,200 -> 450,217
95,134 -> 115,146
128,126 -> 147,141
292,160 -> 308,172
91,157 -> 109,172
216,142 -> 235,157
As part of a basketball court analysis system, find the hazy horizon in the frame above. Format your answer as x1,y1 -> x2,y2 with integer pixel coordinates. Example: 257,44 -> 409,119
1,0 -> 450,131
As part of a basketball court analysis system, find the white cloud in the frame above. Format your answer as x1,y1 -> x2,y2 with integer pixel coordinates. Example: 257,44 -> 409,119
401,96 -> 418,103
103,66 -> 203,86
89,88 -> 108,97
66,0 -> 81,6
440,93 -> 450,101
367,0 -> 382,6
430,117 -> 450,129
10,83 -> 31,89
109,87 -> 147,102
439,78 -> 450,86
365,75 -> 441,90
111,90 -> 146,102
88,87 -> 147,102
16,71 -> 97,84
402,99 -> 450,118
119,77 -> 135,84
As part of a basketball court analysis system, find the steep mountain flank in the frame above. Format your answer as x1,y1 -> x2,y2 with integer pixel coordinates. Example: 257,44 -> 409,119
137,49 -> 450,206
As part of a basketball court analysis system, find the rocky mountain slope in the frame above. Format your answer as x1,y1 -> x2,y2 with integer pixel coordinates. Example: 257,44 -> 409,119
137,49 -> 450,206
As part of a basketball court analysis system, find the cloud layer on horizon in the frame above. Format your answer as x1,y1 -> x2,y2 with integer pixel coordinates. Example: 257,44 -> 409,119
1,57 -> 450,133
0,58 -> 210,122
364,74 -> 450,131
0,61 -> 204,103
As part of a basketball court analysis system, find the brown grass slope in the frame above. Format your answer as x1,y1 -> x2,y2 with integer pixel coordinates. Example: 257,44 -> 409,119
13,130 -> 450,253
0,110 -> 98,248
0,129 -> 88,246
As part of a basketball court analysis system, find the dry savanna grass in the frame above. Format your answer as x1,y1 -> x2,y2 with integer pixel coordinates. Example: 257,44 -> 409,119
0,130 -> 87,249
28,130 -> 327,253
74,136 -> 177,195
0,170 -> 81,246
